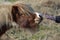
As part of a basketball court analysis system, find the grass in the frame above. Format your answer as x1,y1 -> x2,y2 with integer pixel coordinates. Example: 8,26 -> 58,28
0,0 -> 60,40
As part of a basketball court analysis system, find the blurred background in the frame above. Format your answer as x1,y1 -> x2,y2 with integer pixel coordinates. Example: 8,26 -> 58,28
0,0 -> 60,40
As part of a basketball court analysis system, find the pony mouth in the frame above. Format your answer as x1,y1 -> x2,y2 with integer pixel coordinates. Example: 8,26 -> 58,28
35,12 -> 43,24
35,19 -> 40,24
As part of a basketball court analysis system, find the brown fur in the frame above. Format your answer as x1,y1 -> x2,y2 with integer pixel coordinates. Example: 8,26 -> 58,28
0,2 -> 42,36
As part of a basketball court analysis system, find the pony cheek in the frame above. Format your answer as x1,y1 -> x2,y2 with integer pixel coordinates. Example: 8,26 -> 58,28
29,23 -> 38,31
19,18 -> 29,28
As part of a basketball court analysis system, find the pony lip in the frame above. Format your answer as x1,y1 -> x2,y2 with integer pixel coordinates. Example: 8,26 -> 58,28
34,18 -> 40,24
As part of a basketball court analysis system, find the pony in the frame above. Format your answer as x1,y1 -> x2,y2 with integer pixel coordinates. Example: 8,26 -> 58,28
0,2 -> 43,36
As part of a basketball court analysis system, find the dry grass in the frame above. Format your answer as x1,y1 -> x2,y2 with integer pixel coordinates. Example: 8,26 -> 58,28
0,0 -> 60,40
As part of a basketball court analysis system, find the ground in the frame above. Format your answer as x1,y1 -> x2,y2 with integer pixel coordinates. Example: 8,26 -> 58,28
0,0 -> 60,40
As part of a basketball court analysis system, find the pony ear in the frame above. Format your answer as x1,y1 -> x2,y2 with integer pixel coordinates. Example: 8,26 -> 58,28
12,6 -> 19,14
11,5 -> 20,22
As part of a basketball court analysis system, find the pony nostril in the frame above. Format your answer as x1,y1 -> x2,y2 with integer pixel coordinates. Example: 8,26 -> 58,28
39,15 -> 42,17
39,15 -> 43,22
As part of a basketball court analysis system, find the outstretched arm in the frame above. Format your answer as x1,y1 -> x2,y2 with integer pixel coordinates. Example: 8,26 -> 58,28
45,14 -> 60,23
55,16 -> 60,23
